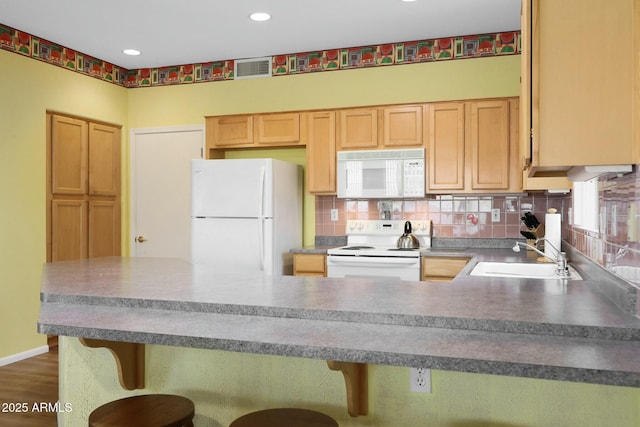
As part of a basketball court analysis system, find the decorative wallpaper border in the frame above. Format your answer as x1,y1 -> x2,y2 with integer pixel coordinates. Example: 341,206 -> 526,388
0,23 -> 519,89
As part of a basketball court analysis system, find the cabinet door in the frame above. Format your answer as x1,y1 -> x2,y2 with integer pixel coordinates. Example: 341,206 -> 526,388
337,109 -> 378,149
305,111 -> 336,193
426,103 -> 465,191
207,115 -> 254,147
531,0 -> 635,167
468,100 -> 510,190
89,200 -> 121,257
421,256 -> 470,282
381,105 -> 423,147
256,113 -> 300,145
89,123 -> 121,196
51,115 -> 88,195
51,199 -> 87,261
293,254 -> 326,277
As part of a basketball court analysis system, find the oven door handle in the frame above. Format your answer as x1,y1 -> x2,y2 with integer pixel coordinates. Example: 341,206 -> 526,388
327,256 -> 419,267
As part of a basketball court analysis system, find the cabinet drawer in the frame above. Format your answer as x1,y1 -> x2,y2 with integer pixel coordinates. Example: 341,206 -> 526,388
421,256 -> 470,281
293,254 -> 327,276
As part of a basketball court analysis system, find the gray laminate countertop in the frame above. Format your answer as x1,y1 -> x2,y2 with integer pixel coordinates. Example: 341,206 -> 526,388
38,251 -> 640,387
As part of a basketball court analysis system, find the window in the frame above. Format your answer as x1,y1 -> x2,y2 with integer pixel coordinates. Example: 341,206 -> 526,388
573,178 -> 599,232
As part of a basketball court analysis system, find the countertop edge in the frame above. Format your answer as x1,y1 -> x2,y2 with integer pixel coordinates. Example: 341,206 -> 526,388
38,302 -> 640,388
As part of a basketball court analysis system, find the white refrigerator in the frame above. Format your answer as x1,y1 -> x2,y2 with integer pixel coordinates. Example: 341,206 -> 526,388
191,158 -> 302,276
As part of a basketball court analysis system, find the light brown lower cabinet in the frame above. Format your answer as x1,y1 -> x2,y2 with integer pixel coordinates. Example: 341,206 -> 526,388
421,256 -> 470,282
293,253 -> 327,277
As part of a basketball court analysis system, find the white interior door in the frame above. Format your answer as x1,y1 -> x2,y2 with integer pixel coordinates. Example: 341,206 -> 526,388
130,125 -> 204,260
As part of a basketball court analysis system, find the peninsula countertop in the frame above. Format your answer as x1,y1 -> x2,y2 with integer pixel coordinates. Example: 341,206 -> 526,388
38,252 -> 640,387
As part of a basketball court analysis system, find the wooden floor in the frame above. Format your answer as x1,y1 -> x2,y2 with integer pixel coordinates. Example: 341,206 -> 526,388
0,346 -> 58,427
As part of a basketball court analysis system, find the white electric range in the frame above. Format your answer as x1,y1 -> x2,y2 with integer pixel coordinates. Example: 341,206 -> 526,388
327,219 -> 432,281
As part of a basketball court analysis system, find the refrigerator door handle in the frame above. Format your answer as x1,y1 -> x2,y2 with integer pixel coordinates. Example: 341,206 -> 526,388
258,166 -> 266,219
258,218 -> 265,271
258,166 -> 266,271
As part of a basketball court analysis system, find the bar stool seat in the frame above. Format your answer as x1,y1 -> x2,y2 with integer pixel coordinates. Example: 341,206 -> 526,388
229,408 -> 338,427
88,394 -> 195,427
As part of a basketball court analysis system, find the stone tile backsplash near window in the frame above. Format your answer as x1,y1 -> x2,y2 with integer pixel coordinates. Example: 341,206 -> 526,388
316,166 -> 640,285
565,166 -> 640,285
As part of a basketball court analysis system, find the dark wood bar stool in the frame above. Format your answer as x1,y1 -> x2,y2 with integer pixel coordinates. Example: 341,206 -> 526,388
229,408 -> 338,427
88,394 -> 195,427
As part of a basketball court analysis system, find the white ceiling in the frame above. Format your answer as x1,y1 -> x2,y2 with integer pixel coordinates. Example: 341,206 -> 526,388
0,0 -> 521,69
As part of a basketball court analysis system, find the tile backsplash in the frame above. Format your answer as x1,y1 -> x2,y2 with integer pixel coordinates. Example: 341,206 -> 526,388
565,166 -> 640,284
315,193 -> 566,239
316,165 -> 640,285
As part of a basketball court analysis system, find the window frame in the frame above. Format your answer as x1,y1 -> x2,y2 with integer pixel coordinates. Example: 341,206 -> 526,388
572,178 -> 599,232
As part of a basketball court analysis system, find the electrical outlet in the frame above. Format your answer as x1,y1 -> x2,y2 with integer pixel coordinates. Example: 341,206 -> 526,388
330,209 -> 339,222
491,208 -> 501,222
410,367 -> 431,393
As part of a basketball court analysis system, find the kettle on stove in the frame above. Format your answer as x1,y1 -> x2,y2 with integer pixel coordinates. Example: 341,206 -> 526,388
397,221 -> 420,249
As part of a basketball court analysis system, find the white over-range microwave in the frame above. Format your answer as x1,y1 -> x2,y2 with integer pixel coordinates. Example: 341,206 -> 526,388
337,148 -> 425,198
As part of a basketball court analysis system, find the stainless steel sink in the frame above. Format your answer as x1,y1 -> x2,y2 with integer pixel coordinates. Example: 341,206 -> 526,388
469,261 -> 582,280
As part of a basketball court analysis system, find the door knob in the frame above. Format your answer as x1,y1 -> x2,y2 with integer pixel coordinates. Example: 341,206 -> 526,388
136,236 -> 146,243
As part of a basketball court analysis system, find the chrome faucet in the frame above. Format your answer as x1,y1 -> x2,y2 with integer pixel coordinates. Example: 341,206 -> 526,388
512,239 -> 569,277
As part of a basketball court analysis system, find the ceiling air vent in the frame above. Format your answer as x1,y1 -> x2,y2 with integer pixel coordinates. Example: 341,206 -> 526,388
234,57 -> 272,80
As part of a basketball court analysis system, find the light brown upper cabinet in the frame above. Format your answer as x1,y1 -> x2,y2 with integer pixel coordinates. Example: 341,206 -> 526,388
208,115 -> 254,147
381,105 -> 423,147
48,114 -> 121,262
303,111 -> 336,194
337,105 -> 423,150
337,108 -> 378,149
206,112 -> 301,151
256,113 -> 300,145
521,0 -> 639,184
426,102 -> 466,191
468,99 -> 512,190
426,98 -> 520,194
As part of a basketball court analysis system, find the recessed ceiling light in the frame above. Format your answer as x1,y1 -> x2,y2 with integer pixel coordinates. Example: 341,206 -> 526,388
402,0 -> 417,2
123,49 -> 141,56
250,12 -> 271,22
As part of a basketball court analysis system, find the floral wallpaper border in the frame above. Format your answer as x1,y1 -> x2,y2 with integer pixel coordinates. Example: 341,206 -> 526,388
0,23 -> 519,89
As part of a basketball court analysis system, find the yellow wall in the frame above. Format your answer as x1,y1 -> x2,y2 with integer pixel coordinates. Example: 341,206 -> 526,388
0,50 -> 128,359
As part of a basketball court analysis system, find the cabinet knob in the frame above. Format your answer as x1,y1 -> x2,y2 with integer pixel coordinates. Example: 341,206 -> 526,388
135,236 -> 146,243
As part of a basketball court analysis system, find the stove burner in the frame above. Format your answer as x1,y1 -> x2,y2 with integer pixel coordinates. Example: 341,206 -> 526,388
340,246 -> 375,250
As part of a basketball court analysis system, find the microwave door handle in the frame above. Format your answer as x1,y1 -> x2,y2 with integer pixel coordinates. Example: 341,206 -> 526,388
344,167 -> 348,196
